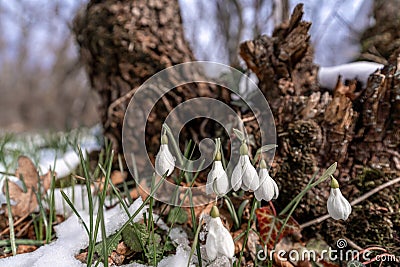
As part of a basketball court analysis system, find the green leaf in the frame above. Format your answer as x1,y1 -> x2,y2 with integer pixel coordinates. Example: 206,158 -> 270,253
315,162 -> 337,184
163,239 -> 176,252
237,199 -> 249,224
122,222 -> 149,252
167,207 -> 188,225
224,197 -> 240,229
94,232 -> 121,257
145,233 -> 163,264
233,128 -> 245,142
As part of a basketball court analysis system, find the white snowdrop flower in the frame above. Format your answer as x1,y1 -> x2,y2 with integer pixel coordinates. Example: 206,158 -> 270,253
327,177 -> 352,220
254,159 -> 279,201
206,152 -> 229,195
155,134 -> 175,176
206,206 -> 235,261
231,143 -> 259,191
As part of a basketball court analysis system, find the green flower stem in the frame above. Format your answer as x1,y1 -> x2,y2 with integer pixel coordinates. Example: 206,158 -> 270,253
274,163 -> 337,250
279,162 -> 337,216
236,197 -> 258,266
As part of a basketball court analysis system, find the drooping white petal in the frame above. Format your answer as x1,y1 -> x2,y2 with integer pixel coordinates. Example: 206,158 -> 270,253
155,144 -> 175,176
206,170 -> 214,195
214,172 -> 229,196
327,188 -> 352,220
205,223 -> 218,261
206,216 -> 235,261
206,161 -> 229,195
254,168 -> 279,201
241,155 -> 259,191
255,168 -> 272,201
256,168 -> 268,200
270,177 -> 279,199
231,158 -> 243,191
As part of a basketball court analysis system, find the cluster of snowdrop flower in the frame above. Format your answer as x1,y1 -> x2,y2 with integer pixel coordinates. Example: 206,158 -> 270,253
154,127 -> 352,262
155,130 -> 279,201
208,140 -> 279,202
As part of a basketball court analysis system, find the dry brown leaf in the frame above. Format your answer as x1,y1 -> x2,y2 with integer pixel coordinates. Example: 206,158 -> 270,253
94,171 -> 127,192
130,179 -> 150,200
75,252 -> 88,263
6,156 -> 52,218
111,170 -> 126,185
115,241 -> 128,255
16,244 -> 37,255
110,251 -> 125,265
232,223 -> 259,257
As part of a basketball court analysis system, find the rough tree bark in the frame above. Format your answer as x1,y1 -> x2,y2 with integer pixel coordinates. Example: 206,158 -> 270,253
240,4 -> 400,246
359,0 -> 400,64
73,0 -> 230,160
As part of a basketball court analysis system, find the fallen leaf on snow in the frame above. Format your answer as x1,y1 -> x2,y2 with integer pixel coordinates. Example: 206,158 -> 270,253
4,156 -> 52,218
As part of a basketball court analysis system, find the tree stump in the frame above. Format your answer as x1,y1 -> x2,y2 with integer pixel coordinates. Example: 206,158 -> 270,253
240,4 -> 400,247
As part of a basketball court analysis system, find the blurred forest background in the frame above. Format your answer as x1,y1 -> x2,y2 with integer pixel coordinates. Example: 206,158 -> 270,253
0,0 -> 398,132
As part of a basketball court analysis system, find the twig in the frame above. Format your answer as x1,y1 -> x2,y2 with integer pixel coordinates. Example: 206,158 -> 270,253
300,176 -> 400,229
343,236 -> 363,251
349,176 -> 400,206
0,210 -> 30,236
16,218 -> 34,238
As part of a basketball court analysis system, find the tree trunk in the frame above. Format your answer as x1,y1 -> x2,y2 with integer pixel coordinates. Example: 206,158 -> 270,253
73,0 -> 229,159
240,4 -> 400,247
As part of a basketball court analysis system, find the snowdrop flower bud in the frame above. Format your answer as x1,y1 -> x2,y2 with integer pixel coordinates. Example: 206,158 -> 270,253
155,134 -> 175,176
206,206 -> 235,261
254,159 -> 279,201
206,152 -> 229,195
327,177 -> 352,220
231,143 -> 259,191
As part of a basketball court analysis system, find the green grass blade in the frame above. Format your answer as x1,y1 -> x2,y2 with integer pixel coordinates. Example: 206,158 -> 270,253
224,196 -> 240,229
60,190 -> 90,236
187,218 -> 203,267
5,178 -> 17,256
189,190 -> 202,267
